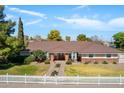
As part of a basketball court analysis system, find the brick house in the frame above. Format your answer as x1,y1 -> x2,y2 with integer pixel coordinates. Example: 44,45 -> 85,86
27,40 -> 124,63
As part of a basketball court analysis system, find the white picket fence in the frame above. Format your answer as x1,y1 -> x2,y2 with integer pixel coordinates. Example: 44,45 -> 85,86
0,74 -> 124,85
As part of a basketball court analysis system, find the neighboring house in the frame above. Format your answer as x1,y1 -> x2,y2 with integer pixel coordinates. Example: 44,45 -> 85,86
27,40 -> 124,63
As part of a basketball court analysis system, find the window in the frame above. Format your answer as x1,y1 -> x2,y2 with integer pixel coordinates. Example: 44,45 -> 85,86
94,54 -> 106,57
111,54 -> 118,57
81,54 -> 88,57
89,54 -> 94,58
106,54 -> 111,58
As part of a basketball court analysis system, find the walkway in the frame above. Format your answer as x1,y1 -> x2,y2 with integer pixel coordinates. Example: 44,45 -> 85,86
46,61 -> 66,76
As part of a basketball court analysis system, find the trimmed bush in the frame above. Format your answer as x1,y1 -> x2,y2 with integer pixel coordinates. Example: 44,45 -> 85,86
24,55 -> 35,64
0,63 -> 15,69
32,50 -> 46,62
94,61 -> 98,64
66,60 -> 72,65
51,70 -> 58,76
113,61 -> 117,64
102,61 -> 108,64
8,56 -> 27,64
84,61 -> 90,64
44,59 -> 50,64
56,64 -> 61,67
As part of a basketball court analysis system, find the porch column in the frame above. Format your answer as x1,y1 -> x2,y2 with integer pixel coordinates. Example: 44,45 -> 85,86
46,52 -> 49,59
50,54 -> 54,62
74,52 -> 77,61
65,53 -> 69,61
71,52 -> 74,60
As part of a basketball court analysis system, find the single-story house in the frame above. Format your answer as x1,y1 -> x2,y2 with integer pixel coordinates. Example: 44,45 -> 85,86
27,40 -> 124,63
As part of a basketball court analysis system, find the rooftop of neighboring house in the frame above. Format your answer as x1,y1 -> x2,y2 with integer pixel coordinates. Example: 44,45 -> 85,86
27,40 -> 122,53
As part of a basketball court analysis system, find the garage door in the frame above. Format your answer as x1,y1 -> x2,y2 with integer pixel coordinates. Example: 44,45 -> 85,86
119,54 -> 124,63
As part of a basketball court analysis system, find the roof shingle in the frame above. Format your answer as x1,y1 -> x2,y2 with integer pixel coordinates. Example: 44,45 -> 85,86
27,40 -> 122,53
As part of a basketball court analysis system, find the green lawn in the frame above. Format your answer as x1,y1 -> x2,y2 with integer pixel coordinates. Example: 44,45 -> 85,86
65,64 -> 124,76
0,63 -> 49,76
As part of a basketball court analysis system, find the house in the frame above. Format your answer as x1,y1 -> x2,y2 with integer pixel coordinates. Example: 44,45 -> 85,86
27,40 -> 124,63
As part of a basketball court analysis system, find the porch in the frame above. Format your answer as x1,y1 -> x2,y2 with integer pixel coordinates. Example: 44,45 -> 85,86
46,52 -> 79,62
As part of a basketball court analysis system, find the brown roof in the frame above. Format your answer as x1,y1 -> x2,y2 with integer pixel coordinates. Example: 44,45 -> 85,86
27,40 -> 122,53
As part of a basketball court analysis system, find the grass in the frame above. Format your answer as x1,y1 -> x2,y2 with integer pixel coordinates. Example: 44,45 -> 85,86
65,64 -> 124,76
0,63 -> 49,76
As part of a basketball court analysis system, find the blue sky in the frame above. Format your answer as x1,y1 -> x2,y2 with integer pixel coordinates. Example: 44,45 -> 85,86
4,5 -> 124,41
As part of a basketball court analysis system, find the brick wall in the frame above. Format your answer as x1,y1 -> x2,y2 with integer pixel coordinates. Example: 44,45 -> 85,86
64,54 -> 69,61
50,54 -> 54,62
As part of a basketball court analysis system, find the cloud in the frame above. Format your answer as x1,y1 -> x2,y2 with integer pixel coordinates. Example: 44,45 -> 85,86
6,14 -> 15,19
25,19 -> 42,26
56,17 -> 105,29
108,17 -> 124,28
72,5 -> 88,10
8,7 -> 47,19
56,16 -> 124,30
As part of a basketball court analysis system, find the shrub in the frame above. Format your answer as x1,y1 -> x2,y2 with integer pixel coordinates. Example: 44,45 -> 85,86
56,64 -> 61,67
66,60 -> 72,65
84,61 -> 90,64
0,63 -> 15,69
113,61 -> 117,64
102,61 -> 108,64
94,61 -> 98,64
44,59 -> 50,64
24,55 -> 35,64
51,70 -> 58,76
8,56 -> 27,64
32,50 -> 46,62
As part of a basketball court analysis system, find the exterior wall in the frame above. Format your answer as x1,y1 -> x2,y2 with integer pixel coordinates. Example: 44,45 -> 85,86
81,58 -> 119,63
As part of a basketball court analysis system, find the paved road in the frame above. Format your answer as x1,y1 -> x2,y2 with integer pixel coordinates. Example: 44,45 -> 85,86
0,83 -> 124,88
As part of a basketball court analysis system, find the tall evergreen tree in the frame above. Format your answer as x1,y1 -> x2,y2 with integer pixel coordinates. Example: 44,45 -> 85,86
0,5 -> 5,22
0,6 -> 22,62
18,17 -> 25,49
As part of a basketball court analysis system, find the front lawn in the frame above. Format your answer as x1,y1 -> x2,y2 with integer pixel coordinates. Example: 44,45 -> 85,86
0,63 -> 49,76
65,63 -> 124,76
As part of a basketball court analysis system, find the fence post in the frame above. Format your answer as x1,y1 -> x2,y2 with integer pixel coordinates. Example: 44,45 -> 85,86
25,74 -> 27,84
77,75 -> 79,85
120,74 -> 122,85
43,74 -> 46,84
6,73 -> 8,84
55,75 -> 58,85
98,74 -> 100,86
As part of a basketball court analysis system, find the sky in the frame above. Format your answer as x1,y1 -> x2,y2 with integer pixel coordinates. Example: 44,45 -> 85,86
4,5 -> 124,41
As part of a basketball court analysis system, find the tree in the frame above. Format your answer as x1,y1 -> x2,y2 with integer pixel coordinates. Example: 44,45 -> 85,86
18,17 -> 25,49
90,35 -> 104,44
0,5 -> 16,35
34,35 -> 42,40
113,32 -> 124,49
65,36 -> 71,41
0,5 -> 5,22
47,30 -> 62,41
0,6 -> 22,63
77,34 -> 87,41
